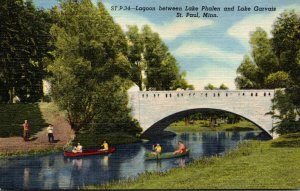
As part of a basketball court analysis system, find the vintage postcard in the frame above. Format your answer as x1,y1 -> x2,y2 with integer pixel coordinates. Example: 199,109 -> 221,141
0,0 -> 299,190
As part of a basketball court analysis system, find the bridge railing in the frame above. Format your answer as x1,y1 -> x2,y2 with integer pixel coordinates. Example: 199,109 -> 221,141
129,90 -> 275,99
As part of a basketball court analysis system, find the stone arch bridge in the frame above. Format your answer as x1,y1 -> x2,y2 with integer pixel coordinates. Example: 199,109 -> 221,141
128,90 -> 277,138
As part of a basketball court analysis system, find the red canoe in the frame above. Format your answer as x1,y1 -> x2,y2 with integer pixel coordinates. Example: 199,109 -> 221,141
64,147 -> 116,157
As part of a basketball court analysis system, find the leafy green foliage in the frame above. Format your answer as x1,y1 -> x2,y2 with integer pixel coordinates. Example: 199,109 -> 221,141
204,83 -> 216,90
219,83 -> 229,90
0,0 -> 52,102
48,0 -> 141,138
126,25 -> 191,90
126,25 -> 145,90
271,90 -> 300,134
235,55 -> 260,89
235,10 -> 300,134
265,71 -> 291,88
204,83 -> 228,90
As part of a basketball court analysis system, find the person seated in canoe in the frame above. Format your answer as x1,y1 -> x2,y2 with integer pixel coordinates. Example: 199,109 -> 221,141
151,143 -> 162,156
100,141 -> 109,151
173,141 -> 186,155
72,143 -> 83,153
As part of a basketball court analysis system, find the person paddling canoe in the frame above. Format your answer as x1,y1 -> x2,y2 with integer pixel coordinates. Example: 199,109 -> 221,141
72,143 -> 83,153
151,143 -> 162,156
173,141 -> 186,155
100,141 -> 109,151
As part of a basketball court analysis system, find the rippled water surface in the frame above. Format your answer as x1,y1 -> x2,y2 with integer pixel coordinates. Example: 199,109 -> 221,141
0,131 -> 269,189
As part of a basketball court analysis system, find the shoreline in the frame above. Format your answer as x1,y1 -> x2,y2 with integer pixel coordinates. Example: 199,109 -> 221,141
0,135 -> 142,159
166,120 -> 260,133
0,147 -> 64,159
85,133 -> 300,189
0,128 -> 262,159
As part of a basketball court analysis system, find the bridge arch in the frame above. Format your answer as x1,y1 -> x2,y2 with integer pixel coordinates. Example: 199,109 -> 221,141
141,108 -> 272,138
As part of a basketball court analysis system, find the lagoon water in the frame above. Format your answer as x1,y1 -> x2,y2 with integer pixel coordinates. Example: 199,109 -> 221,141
0,131 -> 270,189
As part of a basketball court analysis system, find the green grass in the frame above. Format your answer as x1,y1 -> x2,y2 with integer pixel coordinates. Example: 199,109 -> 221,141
221,120 -> 259,131
38,102 -> 67,125
0,147 -> 63,159
0,103 -> 49,137
271,132 -> 300,147
85,134 -> 300,189
167,120 -> 259,133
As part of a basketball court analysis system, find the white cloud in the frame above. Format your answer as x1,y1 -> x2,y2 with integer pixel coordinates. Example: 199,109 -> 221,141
173,41 -> 244,63
104,3 -> 214,41
186,67 -> 237,90
153,19 -> 214,41
228,4 -> 300,48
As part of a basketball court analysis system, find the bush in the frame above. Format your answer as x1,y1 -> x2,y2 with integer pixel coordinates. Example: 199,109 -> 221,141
275,120 -> 300,135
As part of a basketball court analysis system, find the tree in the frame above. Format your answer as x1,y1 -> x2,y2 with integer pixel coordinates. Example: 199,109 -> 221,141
265,71 -> 291,89
249,28 -> 279,75
219,83 -> 229,90
126,25 -> 145,91
204,83 -> 216,90
0,0 -> 52,102
271,90 -> 300,134
236,11 -> 299,91
235,10 -> 300,134
126,25 -> 191,91
235,51 -> 262,89
272,10 -> 300,77
172,71 -> 194,90
48,0 -> 137,134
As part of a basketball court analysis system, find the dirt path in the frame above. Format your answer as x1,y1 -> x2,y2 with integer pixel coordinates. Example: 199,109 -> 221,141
0,103 -> 74,154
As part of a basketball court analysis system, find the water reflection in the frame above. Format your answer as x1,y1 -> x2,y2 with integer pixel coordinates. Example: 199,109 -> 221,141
231,131 -> 241,141
202,132 -> 226,156
101,156 -> 109,169
70,159 -> 84,188
72,159 -> 83,170
0,130 -> 269,189
178,158 -> 186,168
23,168 -> 30,189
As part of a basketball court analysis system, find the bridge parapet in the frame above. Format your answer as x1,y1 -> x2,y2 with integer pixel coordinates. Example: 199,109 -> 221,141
133,90 -> 274,99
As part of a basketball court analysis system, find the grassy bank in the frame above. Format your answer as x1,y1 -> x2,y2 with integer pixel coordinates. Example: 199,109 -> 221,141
167,120 -> 259,133
86,133 -> 300,189
271,133 -> 300,147
0,103 -> 49,137
38,102 -> 67,125
0,147 -> 63,159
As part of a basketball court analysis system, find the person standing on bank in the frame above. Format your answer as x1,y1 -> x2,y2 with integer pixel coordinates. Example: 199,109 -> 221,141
23,120 -> 29,141
47,124 -> 54,143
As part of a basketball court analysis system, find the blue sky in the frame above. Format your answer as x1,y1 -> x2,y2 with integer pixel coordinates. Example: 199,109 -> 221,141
34,0 -> 299,90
